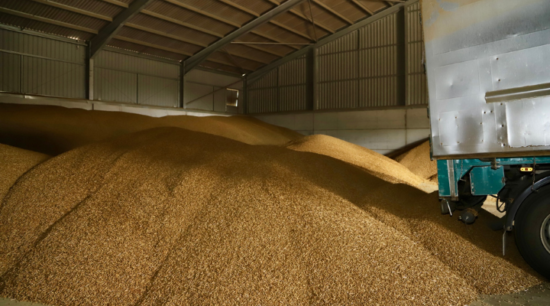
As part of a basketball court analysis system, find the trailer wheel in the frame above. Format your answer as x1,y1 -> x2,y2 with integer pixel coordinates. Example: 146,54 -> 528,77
515,186 -> 550,279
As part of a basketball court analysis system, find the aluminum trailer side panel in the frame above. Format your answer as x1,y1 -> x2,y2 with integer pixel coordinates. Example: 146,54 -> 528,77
422,0 -> 550,158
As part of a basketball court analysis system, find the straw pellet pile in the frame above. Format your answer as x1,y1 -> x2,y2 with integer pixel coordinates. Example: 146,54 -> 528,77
395,141 -> 438,181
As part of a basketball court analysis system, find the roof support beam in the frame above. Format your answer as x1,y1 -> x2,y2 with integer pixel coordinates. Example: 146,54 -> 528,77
164,1 -> 304,49
101,0 -> 129,8
311,0 -> 353,24
182,0 -> 305,75
164,0 -> 241,28
89,0 -> 155,58
350,0 -> 374,15
112,36 -> 266,69
220,0 -> 313,40
30,0 -> 113,21
0,7 -> 98,34
248,0 -> 412,84
264,0 -> 334,33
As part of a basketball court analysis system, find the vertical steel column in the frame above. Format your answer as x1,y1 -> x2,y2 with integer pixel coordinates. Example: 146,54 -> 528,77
243,75 -> 248,114
179,62 -> 185,108
276,66 -> 280,112
396,7 -> 406,106
312,48 -> 319,110
306,47 -> 315,110
86,44 -> 94,101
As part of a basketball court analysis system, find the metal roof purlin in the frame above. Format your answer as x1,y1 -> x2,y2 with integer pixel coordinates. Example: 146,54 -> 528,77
182,0 -> 306,75
90,0 -> 156,58
247,0 -> 415,84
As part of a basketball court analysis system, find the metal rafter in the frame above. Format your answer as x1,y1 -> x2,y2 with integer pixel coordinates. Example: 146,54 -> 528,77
248,0 -> 412,83
164,0 -> 241,27
0,7 -> 98,34
141,10 -> 223,38
311,0 -> 353,24
163,0 -> 304,50
264,0 -> 334,33
220,0 -> 313,41
103,0 -> 301,52
112,36 -> 258,70
29,0 -> 285,60
350,0 -> 374,15
182,0 -> 305,75
102,0 -> 129,8
89,0 -> 156,58
30,0 -> 113,21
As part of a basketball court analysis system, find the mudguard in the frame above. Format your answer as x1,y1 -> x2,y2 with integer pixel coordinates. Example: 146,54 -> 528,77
506,172 -> 550,231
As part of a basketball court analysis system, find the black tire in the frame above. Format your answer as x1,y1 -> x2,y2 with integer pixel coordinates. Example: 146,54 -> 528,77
515,186 -> 550,279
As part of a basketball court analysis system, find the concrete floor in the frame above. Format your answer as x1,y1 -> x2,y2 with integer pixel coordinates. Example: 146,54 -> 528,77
472,282 -> 550,306
1,283 -> 549,306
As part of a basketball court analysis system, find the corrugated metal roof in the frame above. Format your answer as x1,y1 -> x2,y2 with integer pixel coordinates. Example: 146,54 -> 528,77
117,26 -> 202,55
172,0 -> 253,26
51,0 -> 124,18
145,1 -> 235,36
129,13 -> 217,46
2,0 -> 107,31
0,13 -> 93,41
0,0 -> 394,74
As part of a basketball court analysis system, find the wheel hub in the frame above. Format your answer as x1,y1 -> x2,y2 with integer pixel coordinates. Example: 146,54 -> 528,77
541,214 -> 550,254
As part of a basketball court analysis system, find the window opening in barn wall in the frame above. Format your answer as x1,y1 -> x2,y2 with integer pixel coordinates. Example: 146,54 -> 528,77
226,88 -> 239,107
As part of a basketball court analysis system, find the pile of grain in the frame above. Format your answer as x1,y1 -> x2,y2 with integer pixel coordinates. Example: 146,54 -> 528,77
0,144 -> 49,201
395,140 -> 438,181
287,135 -> 438,193
0,104 -> 301,155
0,127 -> 540,306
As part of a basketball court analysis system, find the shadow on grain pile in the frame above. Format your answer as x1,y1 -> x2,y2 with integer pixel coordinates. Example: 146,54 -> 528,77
0,104 -> 300,155
0,128 -> 542,305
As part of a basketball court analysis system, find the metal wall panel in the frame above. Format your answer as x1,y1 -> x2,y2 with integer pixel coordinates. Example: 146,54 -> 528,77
185,82 -> 214,111
318,51 -> 358,82
0,28 -> 86,62
278,56 -> 306,86
0,52 -> 21,92
21,56 -> 85,98
318,32 -> 357,55
248,88 -> 278,113
405,2 -> 428,105
138,75 -> 179,107
278,56 -> 307,112
245,1 -> 427,113
359,13 -> 397,48
249,69 -> 277,90
94,50 -> 179,79
94,50 -> 180,107
279,85 -> 307,111
0,27 -> 86,98
95,68 -> 137,104
318,80 -> 358,110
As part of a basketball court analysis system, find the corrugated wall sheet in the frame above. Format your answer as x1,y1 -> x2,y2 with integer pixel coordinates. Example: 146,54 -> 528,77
405,2 -> 428,106
247,55 -> 308,114
278,56 -> 307,112
247,68 -> 278,113
317,32 -> 358,110
358,13 -> 399,108
246,1 -> 429,113
0,27 -> 86,98
94,50 -> 180,107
